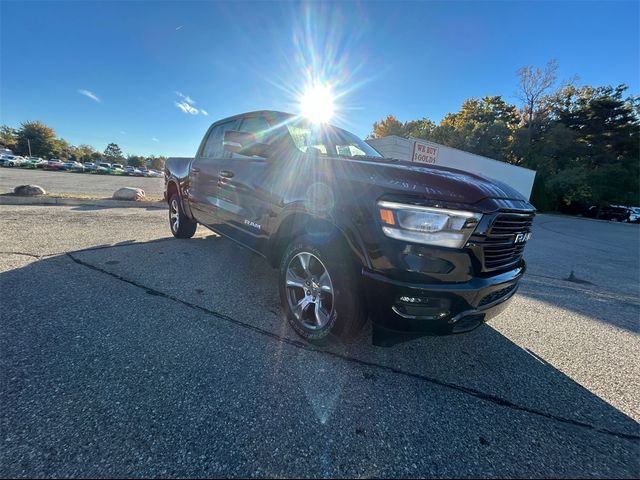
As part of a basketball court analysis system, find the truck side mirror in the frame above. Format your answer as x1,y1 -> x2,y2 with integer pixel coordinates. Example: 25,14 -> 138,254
223,130 -> 271,158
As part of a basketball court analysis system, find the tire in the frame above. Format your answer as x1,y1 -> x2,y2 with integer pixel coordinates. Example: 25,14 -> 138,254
279,233 -> 366,343
168,193 -> 197,238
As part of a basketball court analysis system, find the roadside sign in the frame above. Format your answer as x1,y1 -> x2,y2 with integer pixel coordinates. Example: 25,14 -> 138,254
412,141 -> 438,164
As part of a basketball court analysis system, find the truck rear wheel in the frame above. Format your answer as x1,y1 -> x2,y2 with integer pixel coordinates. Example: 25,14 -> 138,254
169,193 -> 197,238
279,234 -> 366,343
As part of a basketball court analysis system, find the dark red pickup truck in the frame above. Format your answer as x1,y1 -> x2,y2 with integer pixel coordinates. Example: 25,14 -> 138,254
164,110 -> 535,342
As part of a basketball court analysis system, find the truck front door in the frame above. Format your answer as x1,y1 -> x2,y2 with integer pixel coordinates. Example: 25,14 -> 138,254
211,115 -> 282,253
188,119 -> 240,226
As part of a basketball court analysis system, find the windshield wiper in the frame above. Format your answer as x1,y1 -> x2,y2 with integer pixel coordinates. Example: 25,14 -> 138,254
352,154 -> 399,162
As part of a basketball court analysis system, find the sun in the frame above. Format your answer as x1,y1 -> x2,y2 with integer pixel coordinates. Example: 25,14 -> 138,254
299,84 -> 335,124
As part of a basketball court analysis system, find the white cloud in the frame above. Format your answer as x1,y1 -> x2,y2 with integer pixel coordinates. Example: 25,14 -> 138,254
120,130 -> 127,135
78,89 -> 100,103
175,101 -> 199,115
173,92 -> 208,116
176,25 -> 184,31
175,91 -> 195,105
152,137 -> 159,142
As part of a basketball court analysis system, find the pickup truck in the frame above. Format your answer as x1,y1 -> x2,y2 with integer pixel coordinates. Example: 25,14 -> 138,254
164,110 -> 535,342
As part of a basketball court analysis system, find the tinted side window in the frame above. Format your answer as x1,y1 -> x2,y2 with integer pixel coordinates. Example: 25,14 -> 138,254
231,116 -> 272,160
202,120 -> 239,158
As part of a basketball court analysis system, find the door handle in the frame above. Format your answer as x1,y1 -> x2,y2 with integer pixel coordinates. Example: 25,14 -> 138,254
219,170 -> 235,178
191,167 -> 200,174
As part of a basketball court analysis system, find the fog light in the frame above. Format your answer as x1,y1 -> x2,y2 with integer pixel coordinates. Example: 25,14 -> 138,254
393,296 -> 451,320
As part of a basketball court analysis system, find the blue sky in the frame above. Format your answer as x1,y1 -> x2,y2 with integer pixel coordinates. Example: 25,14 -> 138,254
1,0 -> 638,157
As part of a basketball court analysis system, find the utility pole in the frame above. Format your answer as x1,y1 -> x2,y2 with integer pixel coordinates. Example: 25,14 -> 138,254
27,139 -> 32,157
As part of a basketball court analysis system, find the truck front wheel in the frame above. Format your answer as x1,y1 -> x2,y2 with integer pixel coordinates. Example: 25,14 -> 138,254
279,235 -> 366,343
168,193 -> 197,238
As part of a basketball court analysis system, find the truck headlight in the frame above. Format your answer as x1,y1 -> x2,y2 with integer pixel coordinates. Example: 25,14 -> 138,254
377,200 -> 482,248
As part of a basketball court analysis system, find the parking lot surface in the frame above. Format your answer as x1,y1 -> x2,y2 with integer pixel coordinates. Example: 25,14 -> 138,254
1,206 -> 638,477
0,168 -> 164,198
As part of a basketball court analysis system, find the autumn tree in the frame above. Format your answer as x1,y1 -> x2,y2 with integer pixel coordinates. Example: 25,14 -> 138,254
15,121 -> 57,158
371,115 -> 405,138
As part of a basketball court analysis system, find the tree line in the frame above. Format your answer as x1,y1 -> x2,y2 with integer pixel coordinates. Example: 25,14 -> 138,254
370,61 -> 639,211
0,122 -> 166,170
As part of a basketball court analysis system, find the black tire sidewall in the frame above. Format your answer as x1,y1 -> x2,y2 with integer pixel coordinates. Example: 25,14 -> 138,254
279,234 -> 364,343
169,193 -> 197,238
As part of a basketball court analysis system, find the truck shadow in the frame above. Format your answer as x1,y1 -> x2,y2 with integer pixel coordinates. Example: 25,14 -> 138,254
2,232 -> 638,447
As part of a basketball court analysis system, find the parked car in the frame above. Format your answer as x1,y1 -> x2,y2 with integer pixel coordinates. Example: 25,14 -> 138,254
123,166 -> 143,176
61,161 -> 84,172
599,205 -> 632,222
98,162 -> 112,168
147,169 -> 163,178
628,207 -> 640,223
164,110 -> 536,342
83,162 -> 98,171
1,155 -> 26,167
43,159 -> 65,171
21,157 -> 44,168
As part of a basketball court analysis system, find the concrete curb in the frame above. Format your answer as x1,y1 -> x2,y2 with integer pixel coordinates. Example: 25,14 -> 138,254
0,195 -> 165,209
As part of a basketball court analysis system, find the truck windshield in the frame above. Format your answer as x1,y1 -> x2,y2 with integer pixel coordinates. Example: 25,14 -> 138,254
285,120 -> 382,159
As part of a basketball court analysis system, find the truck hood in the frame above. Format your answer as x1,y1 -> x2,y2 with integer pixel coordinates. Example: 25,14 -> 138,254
342,157 -> 534,212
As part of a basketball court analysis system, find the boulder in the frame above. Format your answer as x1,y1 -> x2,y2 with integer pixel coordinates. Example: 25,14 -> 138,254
14,184 -> 46,196
113,187 -> 145,201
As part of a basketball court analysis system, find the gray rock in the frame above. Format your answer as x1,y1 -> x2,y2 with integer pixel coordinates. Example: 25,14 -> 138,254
113,187 -> 145,201
14,184 -> 46,196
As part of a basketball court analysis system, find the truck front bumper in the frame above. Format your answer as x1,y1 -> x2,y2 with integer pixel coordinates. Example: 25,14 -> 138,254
362,263 -> 525,334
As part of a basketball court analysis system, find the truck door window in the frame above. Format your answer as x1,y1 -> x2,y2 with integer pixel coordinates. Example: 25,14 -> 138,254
233,116 -> 272,159
202,120 -> 239,159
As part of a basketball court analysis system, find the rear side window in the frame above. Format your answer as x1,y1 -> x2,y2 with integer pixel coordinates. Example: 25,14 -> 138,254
202,120 -> 240,158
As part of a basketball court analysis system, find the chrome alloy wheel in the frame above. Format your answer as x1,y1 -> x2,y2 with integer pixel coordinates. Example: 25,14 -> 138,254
170,198 -> 180,233
285,252 -> 334,330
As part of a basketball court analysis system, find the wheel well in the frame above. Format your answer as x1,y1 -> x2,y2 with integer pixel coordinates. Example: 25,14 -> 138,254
166,180 -> 178,203
268,213 -> 365,268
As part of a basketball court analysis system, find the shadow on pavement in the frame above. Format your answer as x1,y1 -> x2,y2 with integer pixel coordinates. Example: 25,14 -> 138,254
1,234 -> 638,448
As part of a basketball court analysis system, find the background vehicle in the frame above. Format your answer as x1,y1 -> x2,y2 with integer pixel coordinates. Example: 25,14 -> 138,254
61,161 -> 84,172
164,110 -> 535,343
43,159 -> 64,170
1,155 -> 25,167
83,162 -> 97,171
628,207 -> 640,223
599,205 -> 631,222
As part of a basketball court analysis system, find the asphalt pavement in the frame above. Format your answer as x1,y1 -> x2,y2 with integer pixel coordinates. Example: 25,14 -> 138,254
0,167 -> 164,198
1,205 -> 638,477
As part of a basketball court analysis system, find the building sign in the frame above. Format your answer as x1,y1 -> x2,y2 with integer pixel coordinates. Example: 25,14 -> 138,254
412,141 -> 438,164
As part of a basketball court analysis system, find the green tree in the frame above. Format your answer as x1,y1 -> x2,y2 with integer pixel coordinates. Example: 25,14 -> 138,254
15,121 -> 57,158
0,125 -> 17,151
127,155 -> 146,167
51,138 -> 73,160
148,155 -> 166,170
104,143 -> 124,162
74,144 -> 96,163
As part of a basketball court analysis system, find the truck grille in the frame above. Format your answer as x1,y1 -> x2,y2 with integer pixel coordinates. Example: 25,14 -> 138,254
480,213 -> 534,271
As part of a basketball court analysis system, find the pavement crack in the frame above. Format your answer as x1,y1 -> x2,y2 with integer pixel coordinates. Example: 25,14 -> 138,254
66,251 -> 640,443
0,251 -> 43,259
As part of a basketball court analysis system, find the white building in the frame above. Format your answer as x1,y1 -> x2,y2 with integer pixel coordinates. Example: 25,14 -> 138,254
366,136 -> 536,200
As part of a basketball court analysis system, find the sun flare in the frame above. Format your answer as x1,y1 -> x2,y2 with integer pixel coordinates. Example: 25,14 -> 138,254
299,84 -> 335,124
